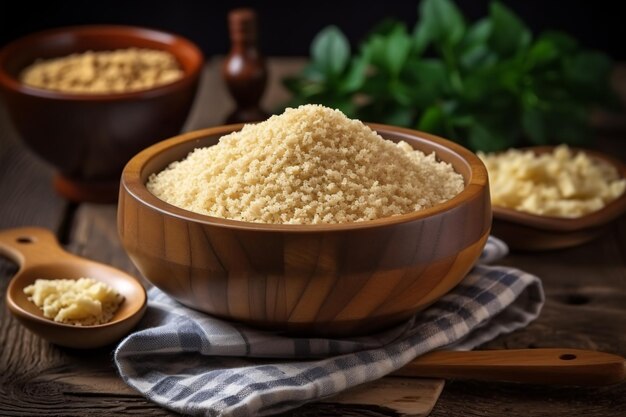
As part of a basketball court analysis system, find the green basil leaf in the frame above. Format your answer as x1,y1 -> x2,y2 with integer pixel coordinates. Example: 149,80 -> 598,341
311,26 -> 350,77
386,25 -> 412,77
468,120 -> 511,151
460,19 -> 494,69
370,18 -> 404,37
498,61 -> 525,93
329,98 -> 358,117
404,59 -> 448,106
406,59 -> 447,85
418,0 -> 466,47
301,64 -> 326,82
522,106 -> 547,144
539,31 -> 578,54
363,35 -> 388,69
450,114 -> 475,128
417,105 -> 445,133
340,55 -> 369,93
464,18 -> 492,48
412,20 -> 431,55
282,77 -> 302,94
390,79 -> 412,105
488,2 -> 531,57
526,38 -> 559,68
460,44 -> 496,70
282,77 -> 325,97
565,51 -> 612,85
462,67 -> 501,102
382,106 -> 414,126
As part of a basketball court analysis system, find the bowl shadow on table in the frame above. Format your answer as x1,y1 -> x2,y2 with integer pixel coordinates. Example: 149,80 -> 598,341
0,25 -> 204,203
118,123 -> 492,337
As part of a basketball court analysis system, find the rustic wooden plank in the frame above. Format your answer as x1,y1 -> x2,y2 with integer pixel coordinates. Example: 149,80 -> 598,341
327,377 -> 445,416
0,101 -> 73,415
430,379 -> 626,417
67,204 -> 140,280
5,357 -> 173,417
0,101 -> 68,230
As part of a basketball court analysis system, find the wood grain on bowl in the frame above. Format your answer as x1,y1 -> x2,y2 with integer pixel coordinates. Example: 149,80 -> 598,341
118,124 -> 491,336
491,146 -> 626,251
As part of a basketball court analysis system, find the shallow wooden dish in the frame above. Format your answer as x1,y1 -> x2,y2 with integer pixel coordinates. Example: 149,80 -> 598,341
0,227 -> 147,349
118,124 -> 491,336
491,146 -> 626,251
0,25 -> 204,203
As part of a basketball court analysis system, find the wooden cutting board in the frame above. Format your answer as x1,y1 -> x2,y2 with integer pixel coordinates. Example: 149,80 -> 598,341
321,377 -> 444,416
37,368 -> 444,416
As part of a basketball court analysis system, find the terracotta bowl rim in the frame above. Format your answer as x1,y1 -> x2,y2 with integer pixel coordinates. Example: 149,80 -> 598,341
0,24 -> 204,102
120,123 -> 489,233
490,145 -> 626,232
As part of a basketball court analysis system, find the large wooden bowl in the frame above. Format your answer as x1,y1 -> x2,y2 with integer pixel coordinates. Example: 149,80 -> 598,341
0,25 -> 203,203
118,124 -> 491,336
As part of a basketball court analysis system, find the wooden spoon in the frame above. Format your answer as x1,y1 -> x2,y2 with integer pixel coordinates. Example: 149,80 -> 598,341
394,348 -> 626,385
0,227 -> 147,349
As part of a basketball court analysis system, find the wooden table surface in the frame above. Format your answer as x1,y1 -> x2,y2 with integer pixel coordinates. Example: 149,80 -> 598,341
1,58 -> 625,416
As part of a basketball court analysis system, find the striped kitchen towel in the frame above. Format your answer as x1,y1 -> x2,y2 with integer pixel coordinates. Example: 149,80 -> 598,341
115,236 -> 543,417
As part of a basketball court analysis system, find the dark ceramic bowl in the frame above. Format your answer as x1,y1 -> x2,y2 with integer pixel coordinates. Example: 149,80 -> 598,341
0,25 -> 204,202
118,124 -> 491,336
491,146 -> 626,251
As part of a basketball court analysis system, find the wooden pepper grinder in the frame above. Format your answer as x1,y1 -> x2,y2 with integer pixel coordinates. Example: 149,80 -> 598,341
222,8 -> 269,124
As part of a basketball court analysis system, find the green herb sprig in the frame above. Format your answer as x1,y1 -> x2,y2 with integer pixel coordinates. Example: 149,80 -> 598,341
282,0 -> 617,151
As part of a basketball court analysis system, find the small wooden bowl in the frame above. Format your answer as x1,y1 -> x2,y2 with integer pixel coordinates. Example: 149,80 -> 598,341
118,124 -> 491,336
0,25 -> 204,203
491,146 -> 626,251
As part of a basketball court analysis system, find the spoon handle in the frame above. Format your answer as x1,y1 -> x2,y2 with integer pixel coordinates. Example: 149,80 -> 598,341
0,227 -> 71,269
392,348 -> 625,386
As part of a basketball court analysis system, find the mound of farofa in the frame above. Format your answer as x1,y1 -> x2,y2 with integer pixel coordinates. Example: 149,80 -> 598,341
147,105 -> 464,224
479,145 -> 626,217
20,48 -> 183,94
24,278 -> 124,326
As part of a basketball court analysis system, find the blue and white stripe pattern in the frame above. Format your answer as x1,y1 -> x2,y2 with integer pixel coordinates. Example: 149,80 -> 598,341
115,236 -> 544,417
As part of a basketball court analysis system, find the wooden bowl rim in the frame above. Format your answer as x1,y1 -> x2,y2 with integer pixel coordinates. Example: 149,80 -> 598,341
120,123 -> 489,232
491,146 -> 626,232
0,24 -> 204,101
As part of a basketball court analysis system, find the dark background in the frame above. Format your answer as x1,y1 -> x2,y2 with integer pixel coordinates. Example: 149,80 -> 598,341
1,1 -> 624,59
